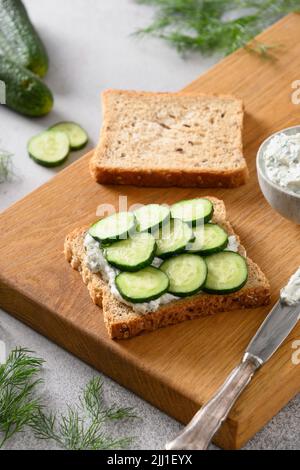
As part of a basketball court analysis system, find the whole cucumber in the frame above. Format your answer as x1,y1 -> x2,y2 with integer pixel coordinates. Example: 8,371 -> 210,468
0,55 -> 53,116
0,0 -> 49,77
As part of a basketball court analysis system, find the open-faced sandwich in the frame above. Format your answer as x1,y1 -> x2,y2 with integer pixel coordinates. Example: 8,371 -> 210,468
64,197 -> 270,339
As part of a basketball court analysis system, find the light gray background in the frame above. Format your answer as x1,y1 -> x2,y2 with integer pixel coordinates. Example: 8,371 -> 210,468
0,0 -> 299,450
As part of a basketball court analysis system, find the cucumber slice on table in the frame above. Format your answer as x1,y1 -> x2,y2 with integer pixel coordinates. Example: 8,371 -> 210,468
171,198 -> 213,225
154,219 -> 194,258
203,251 -> 248,294
160,254 -> 207,297
28,131 -> 70,167
116,266 -> 169,303
134,204 -> 170,232
49,122 -> 88,150
89,212 -> 136,244
105,232 -> 156,271
187,223 -> 228,255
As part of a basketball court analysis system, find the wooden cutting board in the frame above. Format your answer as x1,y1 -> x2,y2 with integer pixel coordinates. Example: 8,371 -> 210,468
1,13 -> 300,450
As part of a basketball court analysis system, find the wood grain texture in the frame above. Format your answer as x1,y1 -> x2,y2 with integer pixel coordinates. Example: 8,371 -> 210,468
1,13 -> 300,449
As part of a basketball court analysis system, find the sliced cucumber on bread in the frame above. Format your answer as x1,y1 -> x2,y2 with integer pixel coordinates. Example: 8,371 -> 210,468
171,198 -> 213,225
115,266 -> 169,303
154,219 -> 194,258
203,251 -> 248,294
160,254 -> 207,297
49,122 -> 88,150
89,212 -> 136,244
134,204 -> 170,232
85,198 -> 249,306
105,233 -> 156,271
28,131 -> 69,167
187,223 -> 228,255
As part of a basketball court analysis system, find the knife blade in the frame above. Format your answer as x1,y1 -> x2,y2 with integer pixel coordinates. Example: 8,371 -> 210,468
166,269 -> 300,450
245,299 -> 300,365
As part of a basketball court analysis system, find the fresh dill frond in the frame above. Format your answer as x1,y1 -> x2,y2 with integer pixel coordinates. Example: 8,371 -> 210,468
0,349 -> 138,450
30,377 -> 137,450
0,348 -> 44,448
136,0 -> 300,57
0,148 -> 14,183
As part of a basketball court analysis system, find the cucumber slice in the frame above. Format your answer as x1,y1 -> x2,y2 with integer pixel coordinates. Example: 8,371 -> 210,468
134,204 -> 170,232
171,198 -> 213,225
154,219 -> 194,258
160,254 -> 207,297
187,223 -> 228,255
28,131 -> 70,167
89,212 -> 136,244
115,266 -> 169,303
203,252 -> 248,294
105,232 -> 156,271
49,122 -> 88,150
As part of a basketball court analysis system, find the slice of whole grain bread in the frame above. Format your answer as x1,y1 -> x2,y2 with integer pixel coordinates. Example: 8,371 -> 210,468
64,197 -> 270,340
90,90 -> 248,188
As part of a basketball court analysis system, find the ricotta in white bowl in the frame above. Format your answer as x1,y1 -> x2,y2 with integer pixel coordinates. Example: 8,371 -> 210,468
264,132 -> 300,195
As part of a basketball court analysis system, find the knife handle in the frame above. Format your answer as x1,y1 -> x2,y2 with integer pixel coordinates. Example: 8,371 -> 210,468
165,355 -> 260,450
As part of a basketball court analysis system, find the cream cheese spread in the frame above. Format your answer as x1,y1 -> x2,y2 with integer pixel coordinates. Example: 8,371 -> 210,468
84,232 -> 240,313
280,267 -> 300,306
225,235 -> 240,253
84,233 -> 178,313
264,132 -> 300,194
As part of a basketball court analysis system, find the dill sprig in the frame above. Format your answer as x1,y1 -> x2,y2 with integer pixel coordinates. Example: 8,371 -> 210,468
30,377 -> 137,450
0,348 -> 137,450
0,148 -> 14,183
136,0 -> 300,56
0,348 -> 44,447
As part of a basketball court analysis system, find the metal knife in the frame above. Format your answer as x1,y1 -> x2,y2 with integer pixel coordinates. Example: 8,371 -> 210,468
166,272 -> 300,451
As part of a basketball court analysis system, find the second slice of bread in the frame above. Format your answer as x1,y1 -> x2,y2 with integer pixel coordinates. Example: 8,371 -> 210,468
90,90 -> 248,188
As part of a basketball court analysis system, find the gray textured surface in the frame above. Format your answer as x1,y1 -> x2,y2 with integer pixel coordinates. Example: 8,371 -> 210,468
0,0 -> 299,450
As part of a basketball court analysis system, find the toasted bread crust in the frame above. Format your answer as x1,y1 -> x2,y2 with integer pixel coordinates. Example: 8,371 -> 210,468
64,226 -> 106,306
64,197 -> 270,340
90,163 -> 249,188
90,89 -> 248,188
103,264 -> 270,339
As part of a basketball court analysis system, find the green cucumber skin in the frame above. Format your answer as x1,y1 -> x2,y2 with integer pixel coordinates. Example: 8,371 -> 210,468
195,205 -> 213,225
166,275 -> 206,297
171,198 -> 214,225
160,254 -> 207,297
156,234 -> 196,259
188,238 -> 228,256
135,205 -> 171,233
65,139 -> 87,151
49,122 -> 89,150
89,215 -> 137,245
168,284 -> 203,298
138,217 -> 169,234
28,151 -> 69,168
71,141 -> 88,151
0,0 -> 49,77
202,276 -> 248,295
105,244 -> 157,272
115,268 -> 169,303
203,251 -> 248,294
115,283 -> 169,304
70,142 -> 87,151
90,229 -> 136,245
0,55 -> 53,116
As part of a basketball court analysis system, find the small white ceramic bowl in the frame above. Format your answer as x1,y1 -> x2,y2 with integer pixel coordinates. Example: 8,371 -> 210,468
256,125 -> 300,224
